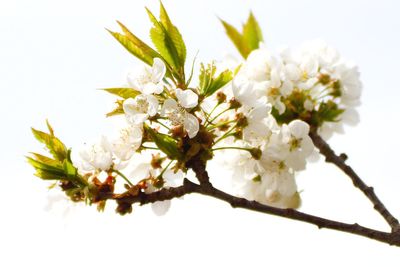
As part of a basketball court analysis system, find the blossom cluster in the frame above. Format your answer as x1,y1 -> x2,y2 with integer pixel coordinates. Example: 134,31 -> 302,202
27,4 -> 362,215
212,40 -> 362,207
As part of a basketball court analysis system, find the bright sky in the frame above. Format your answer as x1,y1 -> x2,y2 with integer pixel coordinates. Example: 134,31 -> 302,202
1,0 -> 400,265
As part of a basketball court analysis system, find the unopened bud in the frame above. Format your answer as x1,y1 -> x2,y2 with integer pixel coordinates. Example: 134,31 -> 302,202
151,153 -> 164,169
249,147 -> 262,160
229,98 -> 242,109
216,91 -> 227,104
235,113 -> 248,128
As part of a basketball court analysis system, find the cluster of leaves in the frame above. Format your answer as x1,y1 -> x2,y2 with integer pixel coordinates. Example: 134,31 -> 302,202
108,2 -> 186,86
27,121 -> 89,201
271,90 -> 344,127
199,62 -> 233,98
220,12 -> 264,59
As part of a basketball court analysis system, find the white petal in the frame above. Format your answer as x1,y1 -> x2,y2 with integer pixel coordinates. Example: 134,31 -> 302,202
161,98 -> 178,116
300,136 -> 314,156
285,64 -> 301,81
162,169 -> 184,187
275,100 -> 286,115
142,82 -> 162,95
288,120 -> 310,138
122,98 -> 136,116
249,105 -> 269,121
146,94 -> 159,116
126,113 -> 148,124
151,200 -> 171,216
184,113 -> 199,138
151,58 -> 166,83
176,88 -> 198,109
280,80 -> 293,96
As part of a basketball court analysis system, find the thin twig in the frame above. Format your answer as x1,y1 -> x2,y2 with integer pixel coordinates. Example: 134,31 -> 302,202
107,139 -> 400,246
110,177 -> 400,246
309,130 -> 400,232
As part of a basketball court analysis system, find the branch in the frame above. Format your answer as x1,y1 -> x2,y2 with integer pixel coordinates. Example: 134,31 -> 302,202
105,139 -> 400,246
309,130 -> 400,232
110,176 -> 400,246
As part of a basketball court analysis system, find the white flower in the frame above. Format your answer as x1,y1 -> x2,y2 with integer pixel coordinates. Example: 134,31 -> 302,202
333,63 -> 362,106
242,104 -> 273,144
127,58 -> 166,95
161,98 -> 199,138
78,136 -> 113,172
257,171 -> 300,208
110,125 -> 143,161
231,78 -> 264,108
123,94 -> 159,124
281,120 -> 314,171
175,88 -> 198,108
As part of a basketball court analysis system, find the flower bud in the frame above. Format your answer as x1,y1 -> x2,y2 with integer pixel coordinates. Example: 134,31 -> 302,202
229,98 -> 242,109
217,91 -> 227,104
249,147 -> 262,160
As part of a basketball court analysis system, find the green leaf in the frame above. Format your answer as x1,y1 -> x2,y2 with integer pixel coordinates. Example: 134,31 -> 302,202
26,156 -> 65,178
220,19 -> 249,58
242,12 -> 263,51
30,153 -> 62,168
199,62 -> 233,97
146,3 -> 186,81
106,105 -> 124,117
220,12 -> 264,58
107,26 -> 160,66
33,168 -> 64,180
101,88 -> 140,99
159,2 -> 186,67
144,124 -> 182,160
31,126 -> 68,161
63,160 -> 78,178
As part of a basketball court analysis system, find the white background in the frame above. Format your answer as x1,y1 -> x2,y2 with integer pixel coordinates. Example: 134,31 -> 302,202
1,0 -> 400,265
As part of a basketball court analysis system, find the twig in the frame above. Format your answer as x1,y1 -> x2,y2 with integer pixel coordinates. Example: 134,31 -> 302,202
110,177 -> 400,246
309,130 -> 400,232
105,138 -> 400,246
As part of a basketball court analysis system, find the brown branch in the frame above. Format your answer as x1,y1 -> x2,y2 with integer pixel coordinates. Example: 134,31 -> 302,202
110,176 -> 400,246
105,138 -> 400,246
309,130 -> 400,232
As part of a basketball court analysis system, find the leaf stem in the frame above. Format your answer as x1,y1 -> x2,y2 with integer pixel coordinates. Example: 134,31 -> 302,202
114,169 -> 134,187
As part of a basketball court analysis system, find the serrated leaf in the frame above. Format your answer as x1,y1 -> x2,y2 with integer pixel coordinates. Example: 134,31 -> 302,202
242,12 -> 263,51
220,19 -> 249,58
159,2 -> 186,66
26,157 -> 65,177
30,153 -> 62,168
144,124 -> 182,160
147,9 -> 180,68
199,62 -> 233,97
108,29 -> 157,66
220,12 -> 264,59
46,119 -> 54,136
63,160 -> 78,178
146,4 -> 186,83
31,127 -> 68,161
116,21 -> 162,65
33,169 -> 64,180
102,88 -> 140,99
106,106 -> 124,117
206,70 -> 233,95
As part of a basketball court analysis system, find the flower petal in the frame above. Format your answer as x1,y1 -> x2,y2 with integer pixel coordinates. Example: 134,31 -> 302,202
288,120 -> 309,139
176,88 -> 198,109
151,58 -> 166,83
161,98 -> 178,116
184,113 -> 199,138
146,94 -> 159,117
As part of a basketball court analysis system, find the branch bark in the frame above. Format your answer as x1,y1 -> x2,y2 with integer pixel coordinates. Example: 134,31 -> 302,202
110,177 -> 400,246
309,131 -> 400,232
108,134 -> 400,247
